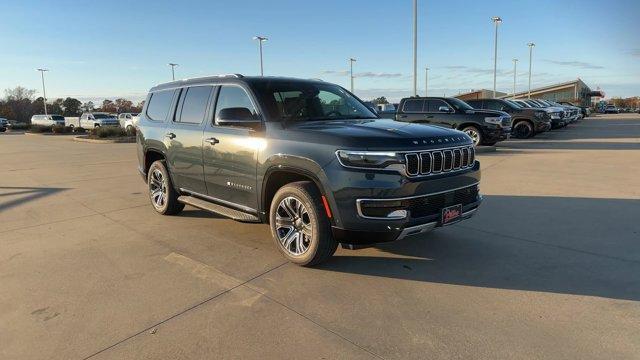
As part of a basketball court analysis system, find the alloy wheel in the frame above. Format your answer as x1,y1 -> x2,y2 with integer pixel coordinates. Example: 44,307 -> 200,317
464,128 -> 480,146
275,196 -> 312,256
149,168 -> 167,210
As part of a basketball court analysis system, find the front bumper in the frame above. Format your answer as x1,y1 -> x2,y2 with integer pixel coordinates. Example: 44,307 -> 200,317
484,127 -> 511,142
535,120 -> 552,133
322,159 -> 482,246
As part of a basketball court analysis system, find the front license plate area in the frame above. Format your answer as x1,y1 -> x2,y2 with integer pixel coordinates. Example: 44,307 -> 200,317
441,204 -> 462,226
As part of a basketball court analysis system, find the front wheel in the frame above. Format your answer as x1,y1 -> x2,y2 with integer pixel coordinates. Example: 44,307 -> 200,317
461,125 -> 482,147
269,181 -> 337,266
512,120 -> 534,138
147,160 -> 184,215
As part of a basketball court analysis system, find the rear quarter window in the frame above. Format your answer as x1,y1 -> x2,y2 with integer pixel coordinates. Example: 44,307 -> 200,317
146,89 -> 175,121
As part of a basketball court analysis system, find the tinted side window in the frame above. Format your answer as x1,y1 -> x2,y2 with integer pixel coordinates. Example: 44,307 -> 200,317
466,100 -> 482,109
485,100 -> 504,111
426,99 -> 451,112
402,99 -> 425,112
146,89 -> 175,121
214,86 -> 256,123
178,86 -> 212,124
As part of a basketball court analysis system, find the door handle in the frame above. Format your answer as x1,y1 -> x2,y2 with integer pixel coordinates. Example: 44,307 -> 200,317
400,115 -> 408,118
204,137 -> 219,145
165,132 -> 176,139
426,115 -> 434,119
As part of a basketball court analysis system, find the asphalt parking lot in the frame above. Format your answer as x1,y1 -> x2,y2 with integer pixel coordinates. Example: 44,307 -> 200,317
1,114 -> 639,359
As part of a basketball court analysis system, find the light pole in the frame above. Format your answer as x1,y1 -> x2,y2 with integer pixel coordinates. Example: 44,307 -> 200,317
491,16 -> 502,98
349,58 -> 357,93
253,36 -> 268,76
424,67 -> 429,96
512,58 -> 518,98
168,63 -> 178,81
412,0 -> 418,96
527,42 -> 535,99
36,68 -> 49,116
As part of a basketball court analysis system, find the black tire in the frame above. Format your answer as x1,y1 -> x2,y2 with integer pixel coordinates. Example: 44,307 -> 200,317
147,160 -> 184,215
461,125 -> 482,147
512,120 -> 534,139
269,181 -> 337,266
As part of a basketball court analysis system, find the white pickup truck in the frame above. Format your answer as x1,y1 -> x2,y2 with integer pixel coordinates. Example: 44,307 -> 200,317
66,112 -> 119,129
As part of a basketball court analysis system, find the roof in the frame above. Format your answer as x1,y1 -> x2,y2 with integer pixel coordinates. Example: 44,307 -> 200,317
502,79 -> 591,99
150,75 -> 326,92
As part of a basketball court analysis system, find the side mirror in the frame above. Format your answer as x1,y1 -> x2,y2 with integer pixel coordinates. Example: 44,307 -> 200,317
216,107 -> 261,128
439,106 -> 453,113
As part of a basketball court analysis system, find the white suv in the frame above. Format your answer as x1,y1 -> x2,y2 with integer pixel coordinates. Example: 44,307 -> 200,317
79,112 -> 119,128
31,114 -> 66,126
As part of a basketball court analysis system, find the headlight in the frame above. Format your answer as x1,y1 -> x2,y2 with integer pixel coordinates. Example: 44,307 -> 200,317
336,150 -> 403,169
484,117 -> 502,125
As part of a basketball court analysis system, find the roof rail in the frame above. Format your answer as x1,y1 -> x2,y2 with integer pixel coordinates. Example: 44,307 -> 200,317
211,73 -> 244,78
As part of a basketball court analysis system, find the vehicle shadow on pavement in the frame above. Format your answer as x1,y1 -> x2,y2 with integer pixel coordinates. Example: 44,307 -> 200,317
319,195 -> 640,302
0,186 -> 68,213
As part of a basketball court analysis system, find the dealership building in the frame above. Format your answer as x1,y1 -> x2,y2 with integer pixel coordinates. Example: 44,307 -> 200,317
456,79 -> 605,107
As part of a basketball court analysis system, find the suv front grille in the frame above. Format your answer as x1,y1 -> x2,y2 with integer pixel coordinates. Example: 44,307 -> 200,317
404,145 -> 475,177
358,184 -> 480,219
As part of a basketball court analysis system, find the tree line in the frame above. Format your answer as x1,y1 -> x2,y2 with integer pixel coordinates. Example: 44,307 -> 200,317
0,86 -> 145,123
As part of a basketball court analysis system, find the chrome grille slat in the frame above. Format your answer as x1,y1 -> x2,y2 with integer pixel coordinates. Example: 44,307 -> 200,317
404,145 -> 475,177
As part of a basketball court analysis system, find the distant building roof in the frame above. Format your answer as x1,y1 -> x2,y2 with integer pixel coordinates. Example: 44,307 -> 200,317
501,79 -> 592,99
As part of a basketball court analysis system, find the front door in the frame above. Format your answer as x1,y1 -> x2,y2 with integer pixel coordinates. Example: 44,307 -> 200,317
202,85 -> 261,211
425,99 -> 459,129
165,86 -> 214,195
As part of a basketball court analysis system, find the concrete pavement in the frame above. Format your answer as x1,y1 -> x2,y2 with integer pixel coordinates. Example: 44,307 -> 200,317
1,114 -> 639,359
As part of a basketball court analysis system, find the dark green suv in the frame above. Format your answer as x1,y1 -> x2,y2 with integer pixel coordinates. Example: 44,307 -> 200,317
136,75 -> 482,266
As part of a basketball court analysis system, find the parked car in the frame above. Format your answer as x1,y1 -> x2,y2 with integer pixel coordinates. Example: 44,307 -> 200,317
540,100 -> 580,122
465,98 -> 551,138
31,114 -> 66,127
514,100 -> 566,128
395,96 -> 511,146
136,75 -> 482,266
118,113 -> 139,131
0,118 -> 7,132
559,101 -> 591,118
76,112 -> 119,128
604,105 -> 619,114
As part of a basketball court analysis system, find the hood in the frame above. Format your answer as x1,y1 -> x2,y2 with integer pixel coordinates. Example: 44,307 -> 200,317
272,119 -> 473,150
465,109 -> 511,118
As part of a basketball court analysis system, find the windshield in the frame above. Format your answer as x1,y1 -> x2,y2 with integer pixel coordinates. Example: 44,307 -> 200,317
251,80 -> 376,122
447,98 -> 474,111
93,113 -> 115,119
506,100 -> 523,108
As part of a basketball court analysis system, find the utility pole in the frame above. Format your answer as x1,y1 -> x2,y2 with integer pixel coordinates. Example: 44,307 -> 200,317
412,0 -> 418,96
424,67 -> 429,96
512,58 -> 518,98
349,58 -> 357,93
253,36 -> 268,76
37,68 -> 49,116
527,42 -> 535,99
491,16 -> 502,98
168,63 -> 178,81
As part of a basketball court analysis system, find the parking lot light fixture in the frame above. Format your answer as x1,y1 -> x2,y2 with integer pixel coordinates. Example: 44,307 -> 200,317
253,36 -> 268,76
527,42 -> 535,99
349,58 -> 357,93
491,16 -> 502,98
512,58 -> 518,98
36,68 -> 49,116
168,63 -> 178,81
425,67 -> 430,96
412,0 -> 418,96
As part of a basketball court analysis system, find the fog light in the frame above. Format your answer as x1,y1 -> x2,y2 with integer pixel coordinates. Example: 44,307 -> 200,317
387,209 -> 408,218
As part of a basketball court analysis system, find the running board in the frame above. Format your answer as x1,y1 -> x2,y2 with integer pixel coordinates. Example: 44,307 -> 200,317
177,195 -> 260,223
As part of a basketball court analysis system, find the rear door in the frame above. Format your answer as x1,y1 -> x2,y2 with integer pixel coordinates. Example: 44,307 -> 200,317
397,99 -> 428,123
202,85 -> 261,211
165,86 -> 214,194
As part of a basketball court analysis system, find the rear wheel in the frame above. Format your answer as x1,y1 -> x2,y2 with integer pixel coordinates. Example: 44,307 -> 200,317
461,125 -> 482,147
147,160 -> 184,215
512,120 -> 534,138
269,181 -> 337,266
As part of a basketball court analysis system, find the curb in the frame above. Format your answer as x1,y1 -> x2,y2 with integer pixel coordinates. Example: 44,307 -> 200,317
24,132 -> 77,136
474,146 -> 497,153
73,135 -> 135,144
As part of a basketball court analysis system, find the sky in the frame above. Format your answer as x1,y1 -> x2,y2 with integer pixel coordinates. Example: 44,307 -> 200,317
1,0 -> 638,103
